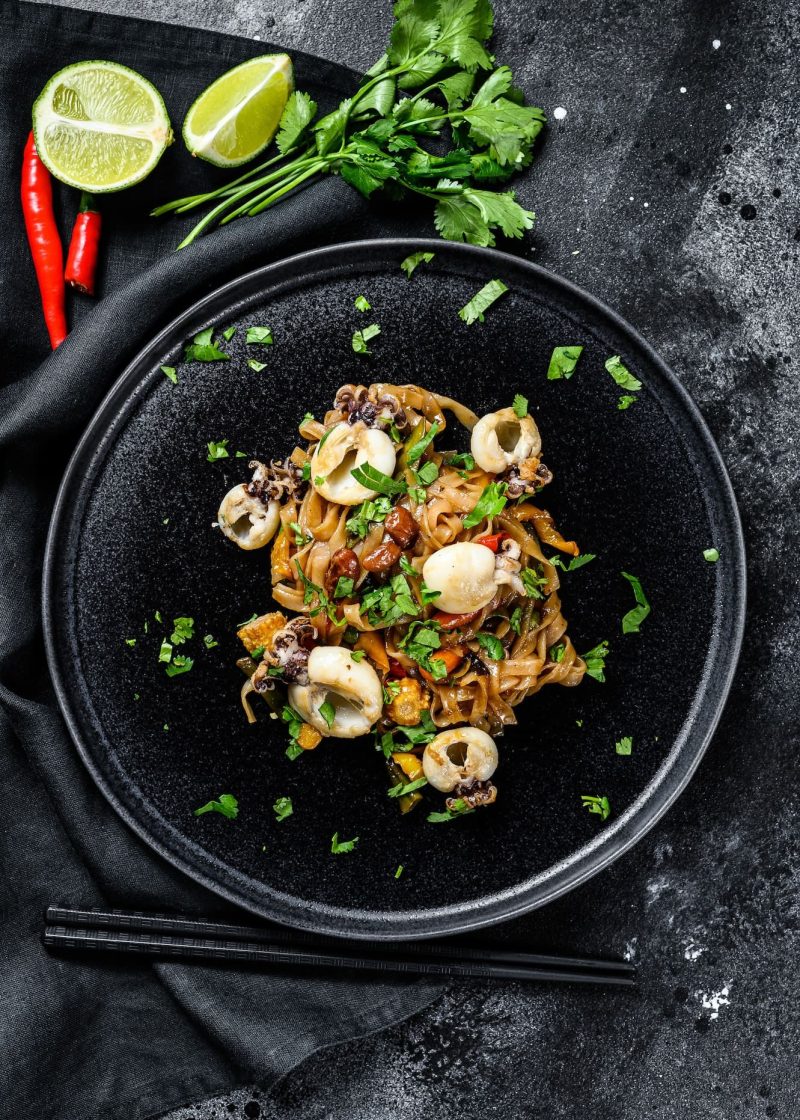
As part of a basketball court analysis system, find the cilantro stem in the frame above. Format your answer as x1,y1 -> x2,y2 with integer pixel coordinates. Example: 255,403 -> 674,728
152,149 -> 302,215
244,161 -> 331,217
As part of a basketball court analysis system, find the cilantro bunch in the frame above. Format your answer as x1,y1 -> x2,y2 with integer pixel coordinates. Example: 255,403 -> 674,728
154,0 -> 545,249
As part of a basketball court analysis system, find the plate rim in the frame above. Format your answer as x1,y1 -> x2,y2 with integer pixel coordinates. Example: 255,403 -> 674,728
42,237 -> 747,939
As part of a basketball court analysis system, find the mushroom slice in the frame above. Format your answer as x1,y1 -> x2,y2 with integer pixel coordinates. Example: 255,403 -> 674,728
470,407 -> 541,474
217,484 -> 280,550
421,541 -> 498,615
310,422 -> 396,506
288,645 -> 383,738
422,727 -> 499,793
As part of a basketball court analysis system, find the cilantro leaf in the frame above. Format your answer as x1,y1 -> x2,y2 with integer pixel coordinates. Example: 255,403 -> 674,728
605,355 -> 642,391
161,365 -> 177,384
615,737 -> 633,756
331,832 -> 359,854
401,250 -> 435,277
620,571 -> 651,634
406,421 -> 439,464
388,776 -> 428,798
346,495 -> 393,539
458,279 -> 509,324
248,359 -> 267,372
550,553 -> 596,572
354,295 -> 371,312
194,793 -> 238,819
445,451 -> 475,471
170,617 -> 195,645
207,439 -> 229,462
463,481 -> 508,528
273,796 -> 293,821
581,794 -> 610,822
222,326 -> 236,341
352,323 -> 381,353
394,864 -> 405,878
512,393 -> 528,417
319,700 -> 336,729
549,642 -> 565,663
547,345 -> 583,380
582,640 -> 610,682
476,632 -> 505,660
350,462 -> 407,495
184,328 -> 229,362
203,634 -> 218,649
427,798 -> 474,823
617,394 -> 636,411
246,326 -> 273,345
276,90 -> 318,154
158,639 -> 173,663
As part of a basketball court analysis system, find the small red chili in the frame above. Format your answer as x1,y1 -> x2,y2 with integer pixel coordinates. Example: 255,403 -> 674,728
474,532 -> 509,553
65,191 -> 102,296
21,132 -> 67,349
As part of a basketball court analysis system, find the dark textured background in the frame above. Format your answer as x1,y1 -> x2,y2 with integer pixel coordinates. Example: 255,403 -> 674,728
34,0 -> 800,1116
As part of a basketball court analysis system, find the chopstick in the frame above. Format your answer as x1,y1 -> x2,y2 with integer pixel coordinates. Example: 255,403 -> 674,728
43,906 -> 636,988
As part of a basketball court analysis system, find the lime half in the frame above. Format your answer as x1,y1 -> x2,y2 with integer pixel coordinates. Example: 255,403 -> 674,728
32,60 -> 172,193
183,54 -> 293,168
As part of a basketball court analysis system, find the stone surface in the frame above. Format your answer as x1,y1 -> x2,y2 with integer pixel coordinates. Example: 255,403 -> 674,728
35,0 -> 800,1116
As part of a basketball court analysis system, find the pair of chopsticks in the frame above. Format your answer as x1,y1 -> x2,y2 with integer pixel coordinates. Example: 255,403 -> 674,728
44,906 -> 635,988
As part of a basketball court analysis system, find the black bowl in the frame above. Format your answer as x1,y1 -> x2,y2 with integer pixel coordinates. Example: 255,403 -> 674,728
43,239 -> 745,939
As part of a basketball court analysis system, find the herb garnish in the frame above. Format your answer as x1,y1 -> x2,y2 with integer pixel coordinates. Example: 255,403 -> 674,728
350,462 -> 407,495
399,620 -> 442,673
509,606 -> 522,634
388,776 -> 429,798
550,553 -> 596,572
406,421 -> 439,464
354,295 -> 371,312
207,439 -> 230,462
605,355 -> 642,392
246,326 -> 273,345
445,451 -> 475,471
194,793 -> 239,819
476,632 -> 504,660
319,700 -> 336,729
221,326 -> 236,341
248,359 -> 267,372
171,617 -> 195,644
546,345 -> 583,380
401,251 -> 435,278
331,832 -> 359,854
161,365 -> 177,384
362,574 -> 420,626
294,560 -> 343,625
458,278 -> 508,324
334,576 -> 355,600
282,705 -> 306,760
273,796 -> 293,821
615,736 -> 632,756
512,393 -> 528,417
165,654 -> 194,677
427,798 -> 474,823
520,566 -> 547,598
184,328 -> 230,362
620,571 -> 650,634
352,323 -> 381,354
581,794 -> 610,821
346,495 -> 393,539
617,394 -> 636,411
581,640 -> 610,682
463,480 -> 507,528
549,642 -> 565,663
703,547 -> 720,563
395,864 -> 405,879
203,634 -> 218,649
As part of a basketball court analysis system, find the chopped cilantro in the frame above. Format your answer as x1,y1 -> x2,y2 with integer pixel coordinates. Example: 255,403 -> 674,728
350,463 -> 407,495
301,462 -> 311,482
362,574 -> 420,626
125,638 -> 136,648
512,393 -> 528,417
289,520 -> 309,547
399,620 -> 441,672
165,654 -> 194,677
314,475 -> 326,487
184,328 -> 230,363
406,421 -> 439,464
273,796 -> 293,821
550,553 -> 596,572
350,649 -> 366,662
207,439 -> 229,462
346,496 -> 393,539
248,359 -> 268,372
282,705 -> 306,759
354,295 -> 371,312
171,617 -> 195,645
618,394 -> 636,410
158,639 -> 173,663
286,741 -> 304,761
413,459 -> 439,487
334,576 -> 355,599
194,793 -> 238,819
352,323 -> 381,354
703,547 -> 720,563
615,736 -> 633,756
621,571 -> 651,634
509,607 -> 523,635
401,251 -> 434,278
319,700 -> 336,729
154,610 -> 163,623
581,794 -> 610,821
133,692 -> 140,701
463,481 -> 508,529
445,451 -> 475,471
427,798 -> 474,823
394,864 -> 405,878
605,355 -> 642,391
458,279 -> 508,324
161,365 -> 177,384
520,566 -> 547,598
388,776 -> 428,798
549,642 -> 565,663
203,634 -> 218,649
477,632 -> 505,660
246,326 -> 273,345
222,326 -> 236,341
331,832 -> 359,854
582,640 -> 610,682
546,345 -> 583,380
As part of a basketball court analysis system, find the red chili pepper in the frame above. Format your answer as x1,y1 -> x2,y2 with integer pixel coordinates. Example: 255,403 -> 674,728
21,132 -> 67,349
65,191 -> 102,296
474,531 -> 508,553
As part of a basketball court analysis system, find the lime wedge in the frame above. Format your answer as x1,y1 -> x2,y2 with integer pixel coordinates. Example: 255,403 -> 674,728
32,61 -> 172,193
183,54 -> 293,168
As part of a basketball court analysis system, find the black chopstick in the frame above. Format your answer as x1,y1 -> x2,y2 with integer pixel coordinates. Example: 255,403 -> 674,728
44,906 -> 635,988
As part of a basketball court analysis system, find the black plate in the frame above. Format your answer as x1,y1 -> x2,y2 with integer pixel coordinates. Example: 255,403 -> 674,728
43,239 -> 745,939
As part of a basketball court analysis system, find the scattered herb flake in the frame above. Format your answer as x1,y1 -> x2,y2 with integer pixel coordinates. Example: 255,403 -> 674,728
350,649 -> 366,662
354,295 -> 371,312
581,794 -> 610,821
184,328 -> 230,362
331,832 -> 359,854
165,654 -> 194,677
170,617 -> 195,645
273,796 -> 293,822
620,571 -> 651,634
158,639 -> 173,663
520,566 -> 547,598
509,606 -> 523,635
703,547 -> 720,563
350,462 -> 407,496
618,394 -> 636,411
463,481 -> 508,529
352,323 -> 381,354
125,638 -> 136,648
401,251 -> 435,278
550,553 -> 596,572
477,632 -> 505,660
427,798 -> 474,823
203,634 -> 218,649
246,326 -> 273,345
549,642 -> 566,663
546,345 -> 583,380
334,576 -> 355,600
194,793 -> 238,819
458,279 -> 508,324
388,776 -> 429,798
407,421 -> 440,465
319,700 -> 336,729
161,365 -> 177,384
615,736 -> 633,756
394,864 -> 404,879
207,439 -> 229,462
605,355 -> 642,391
222,326 -> 236,341
512,393 -> 528,417
582,640 -> 610,682
248,359 -> 268,372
